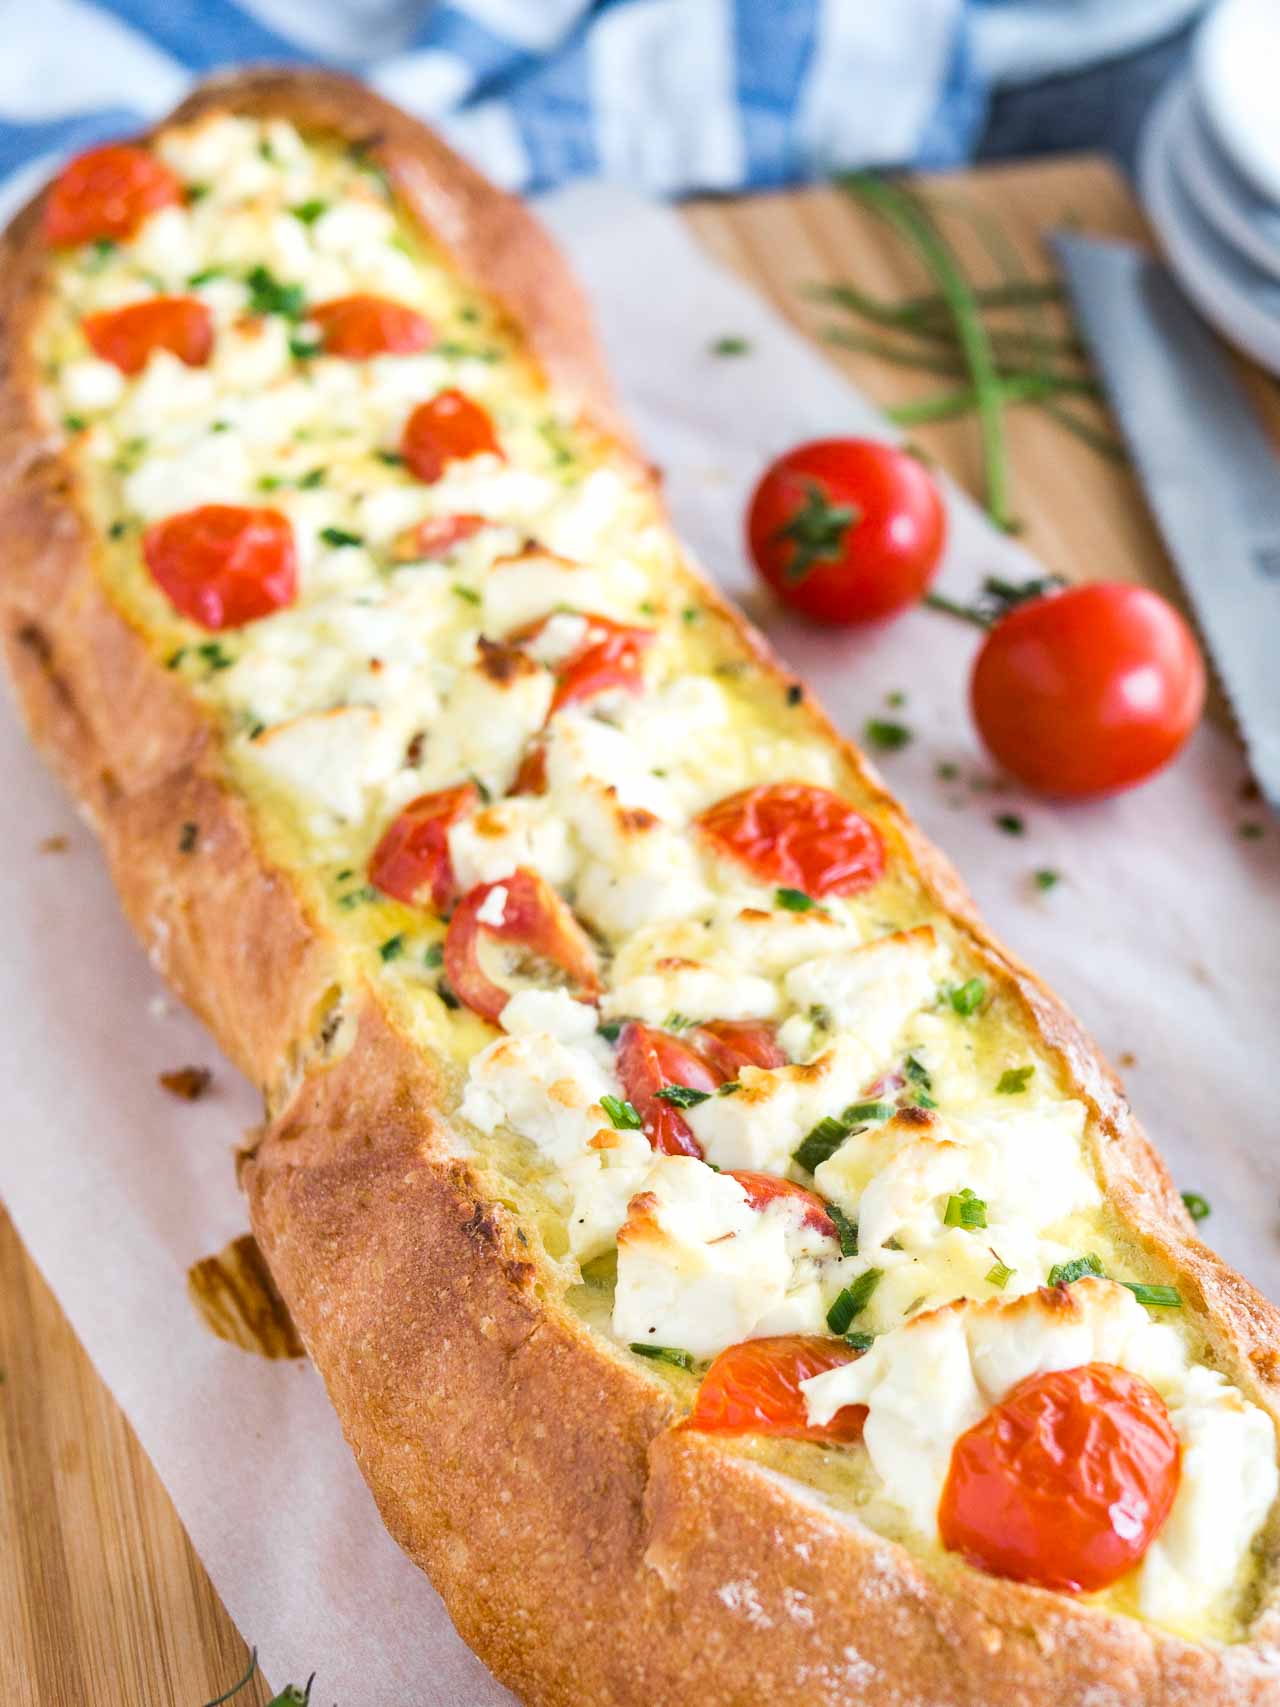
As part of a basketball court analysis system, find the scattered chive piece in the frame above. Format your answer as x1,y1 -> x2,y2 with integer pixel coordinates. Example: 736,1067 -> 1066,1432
108,519 -> 128,539
681,606 -> 699,623
453,584 -> 481,604
337,885 -> 377,909
62,414 -> 87,433
653,1084 -> 712,1108
290,198 -> 329,225
423,942 -> 444,968
827,1202 -> 859,1258
864,718 -> 912,751
436,979 -> 460,1009
187,265 -> 223,287
1182,1191 -> 1211,1223
843,1100 -> 895,1123
905,1054 -> 931,1088
289,335 -> 322,360
843,1329 -> 876,1352
886,690 -> 907,708
601,1095 -> 643,1131
786,683 -> 803,706
196,640 -> 234,672
793,1115 -> 853,1174
299,466 -> 326,489
948,978 -> 986,1016
374,448 -> 403,466
1034,868 -> 1061,891
378,934 -> 405,963
826,1269 -> 883,1333
710,335 -> 751,356
944,1188 -> 988,1230
1120,1281 -> 1183,1309
717,1080 -> 741,1097
320,526 -> 363,548
166,648 -> 186,669
996,1065 -> 1034,1095
936,760 -> 960,781
995,812 -> 1025,835
775,886 -> 816,912
178,821 -> 198,853
630,1343 -> 694,1370
83,238 -> 117,273
986,1256 -> 1015,1289
665,1012 -> 693,1031
334,867 -> 353,882
1239,822 -> 1264,840
1048,1253 -> 1105,1288
597,1020 -> 622,1044
245,264 -> 305,320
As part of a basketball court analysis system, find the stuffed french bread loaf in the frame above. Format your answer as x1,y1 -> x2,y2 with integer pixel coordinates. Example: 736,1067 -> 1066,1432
3,67 -> 1280,1707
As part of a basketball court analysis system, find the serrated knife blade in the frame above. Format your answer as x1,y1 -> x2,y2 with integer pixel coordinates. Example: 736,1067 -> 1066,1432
1050,230 -> 1280,814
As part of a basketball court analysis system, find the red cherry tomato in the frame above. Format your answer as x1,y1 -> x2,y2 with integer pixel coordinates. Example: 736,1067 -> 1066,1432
691,1019 -> 787,1077
43,144 -> 182,247
725,1172 -> 837,1238
368,783 -> 479,913
310,294 -> 434,359
970,582 -> 1205,799
513,612 -> 656,716
444,869 -> 600,1025
142,505 -> 296,630
697,783 -> 885,898
747,438 -> 946,624
83,296 -> 214,375
686,1335 -> 867,1442
402,389 -> 502,483
616,1023 -> 722,1158
939,1362 -> 1181,1594
395,513 -> 487,562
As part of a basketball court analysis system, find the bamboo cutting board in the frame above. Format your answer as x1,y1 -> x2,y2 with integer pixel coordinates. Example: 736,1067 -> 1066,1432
2,151 -> 1275,1707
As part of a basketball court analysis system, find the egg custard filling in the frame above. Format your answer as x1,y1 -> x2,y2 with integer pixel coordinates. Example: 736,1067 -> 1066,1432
37,112 -> 1279,1645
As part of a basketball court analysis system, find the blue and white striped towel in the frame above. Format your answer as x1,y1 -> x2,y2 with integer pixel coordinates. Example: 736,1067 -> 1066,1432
0,0 -> 1204,218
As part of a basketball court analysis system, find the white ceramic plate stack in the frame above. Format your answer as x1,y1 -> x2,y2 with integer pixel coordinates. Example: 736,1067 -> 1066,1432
1140,0 -> 1280,374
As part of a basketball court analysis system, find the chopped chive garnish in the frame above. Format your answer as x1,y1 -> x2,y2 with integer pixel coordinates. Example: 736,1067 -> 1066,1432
864,718 -> 912,751
245,264 -> 305,320
843,1330 -> 876,1352
943,1188 -> 987,1230
717,1080 -> 741,1096
1120,1281 -> 1182,1309
1181,1191 -> 1211,1222
374,448 -> 403,466
827,1202 -> 858,1258
937,760 -> 960,781
775,886 -> 816,911
289,335 -> 322,360
843,1100 -> 895,1124
337,885 -> 377,909
423,942 -> 444,968
995,812 -> 1025,835
629,1343 -> 694,1370
196,641 -> 234,672
682,606 -> 699,623
187,266 -> 223,287
665,1012 -> 693,1031
653,1084 -> 712,1108
107,519 -> 129,539
1048,1253 -> 1105,1288
710,335 -> 750,356
1034,868 -> 1061,891
379,934 -> 405,962
299,466 -> 326,489
996,1065 -> 1034,1095
452,584 -> 481,604
786,683 -> 803,706
986,1258 -> 1015,1289
793,1115 -> 854,1174
597,1021 -> 622,1043
948,978 -> 986,1016
320,526 -> 363,548
826,1269 -> 883,1333
290,198 -> 329,225
601,1095 -> 643,1131
1239,822 -> 1264,840
886,690 -> 907,708
178,821 -> 198,853
436,979 -> 460,1009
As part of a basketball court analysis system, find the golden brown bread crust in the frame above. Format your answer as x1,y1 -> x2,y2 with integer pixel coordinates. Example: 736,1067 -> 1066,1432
4,67 -> 1280,1705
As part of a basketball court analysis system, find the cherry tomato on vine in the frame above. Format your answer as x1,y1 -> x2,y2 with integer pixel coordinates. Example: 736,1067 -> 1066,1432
938,1362 -> 1181,1593
747,438 -> 946,624
970,582 -> 1205,798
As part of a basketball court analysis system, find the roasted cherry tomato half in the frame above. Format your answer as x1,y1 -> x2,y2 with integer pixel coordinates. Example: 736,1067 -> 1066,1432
691,1019 -> 787,1077
393,513 -> 487,563
310,294 -> 434,360
970,582 -> 1206,799
748,438 -> 946,625
402,389 -> 502,483
368,783 -> 479,913
725,1172 -> 837,1238
616,1022 -> 722,1159
938,1361 -> 1181,1594
697,782 -> 885,898
142,505 -> 296,630
686,1335 -> 867,1442
43,144 -> 182,246
444,869 -> 600,1025
83,296 -> 214,376
516,612 -> 656,717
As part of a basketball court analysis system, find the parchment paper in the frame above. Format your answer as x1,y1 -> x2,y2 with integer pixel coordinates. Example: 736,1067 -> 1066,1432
1,183 -> 1277,1704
